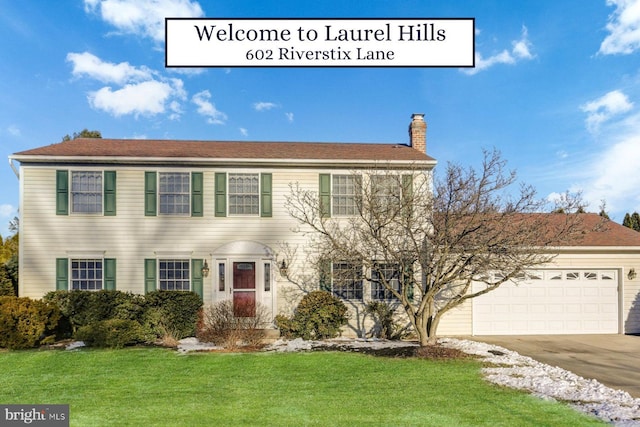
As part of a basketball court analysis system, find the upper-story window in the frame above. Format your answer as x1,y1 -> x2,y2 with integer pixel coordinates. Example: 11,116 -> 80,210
57,170 -> 116,216
159,172 -> 190,215
229,173 -> 259,215
371,176 -> 401,210
332,175 -> 360,216
71,171 -> 103,214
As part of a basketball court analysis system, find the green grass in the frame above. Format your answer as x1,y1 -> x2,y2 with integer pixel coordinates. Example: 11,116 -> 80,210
0,348 -> 604,426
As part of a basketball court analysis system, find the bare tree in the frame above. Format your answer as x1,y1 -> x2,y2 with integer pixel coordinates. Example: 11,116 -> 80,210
285,149 -> 587,346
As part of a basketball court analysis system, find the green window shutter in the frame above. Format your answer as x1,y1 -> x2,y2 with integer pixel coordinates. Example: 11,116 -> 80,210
191,259 -> 204,300
56,258 -> 69,290
402,174 -> 413,217
144,172 -> 157,216
191,172 -> 203,217
104,171 -> 117,216
144,259 -> 157,293
56,170 -> 69,215
260,173 -> 272,218
319,174 -> 331,218
215,172 -> 227,217
319,259 -> 331,292
104,258 -> 116,290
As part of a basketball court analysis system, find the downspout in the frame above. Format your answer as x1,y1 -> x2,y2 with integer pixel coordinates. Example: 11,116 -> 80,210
8,156 -> 19,179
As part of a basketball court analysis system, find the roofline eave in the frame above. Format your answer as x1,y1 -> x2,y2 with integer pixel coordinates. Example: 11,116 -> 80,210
9,155 -> 437,169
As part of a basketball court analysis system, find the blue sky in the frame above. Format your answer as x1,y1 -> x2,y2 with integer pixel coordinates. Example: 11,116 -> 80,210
2,0 -> 640,237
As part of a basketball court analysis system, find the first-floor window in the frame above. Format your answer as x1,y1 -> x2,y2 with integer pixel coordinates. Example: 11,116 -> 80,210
371,264 -> 402,300
159,259 -> 190,291
332,262 -> 363,300
71,259 -> 103,290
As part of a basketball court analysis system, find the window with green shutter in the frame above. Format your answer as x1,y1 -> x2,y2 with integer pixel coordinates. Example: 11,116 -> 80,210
56,258 -> 69,290
56,170 -> 69,215
104,171 -> 117,216
144,258 -> 157,293
319,174 -> 331,218
191,172 -> 203,217
104,258 -> 117,290
261,173 -> 272,217
215,172 -> 227,217
191,259 -> 204,300
144,172 -> 157,216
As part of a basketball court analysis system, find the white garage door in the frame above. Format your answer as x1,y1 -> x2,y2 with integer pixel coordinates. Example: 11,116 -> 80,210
473,270 -> 619,335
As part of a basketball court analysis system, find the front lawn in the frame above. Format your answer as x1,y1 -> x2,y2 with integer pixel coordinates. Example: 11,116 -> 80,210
0,348 -> 603,426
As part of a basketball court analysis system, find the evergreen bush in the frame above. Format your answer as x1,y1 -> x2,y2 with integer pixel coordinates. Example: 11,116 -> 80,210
0,296 -> 60,349
275,291 -> 348,340
75,319 -> 147,348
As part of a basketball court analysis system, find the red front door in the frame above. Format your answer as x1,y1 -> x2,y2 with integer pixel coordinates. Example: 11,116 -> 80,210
233,262 -> 256,317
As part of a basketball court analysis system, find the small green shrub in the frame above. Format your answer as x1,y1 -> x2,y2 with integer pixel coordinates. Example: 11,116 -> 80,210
365,301 -> 409,340
145,291 -> 202,339
275,291 -> 348,340
197,300 -> 269,349
75,319 -> 146,348
0,296 -> 60,349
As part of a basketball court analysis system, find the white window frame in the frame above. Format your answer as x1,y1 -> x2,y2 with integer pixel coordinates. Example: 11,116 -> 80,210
332,262 -> 363,300
71,258 -> 103,291
158,172 -> 190,216
371,263 -> 402,301
332,174 -> 360,216
228,173 -> 260,216
158,259 -> 191,291
71,171 -> 103,214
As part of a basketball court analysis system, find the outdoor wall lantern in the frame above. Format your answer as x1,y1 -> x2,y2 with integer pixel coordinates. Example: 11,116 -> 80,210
201,260 -> 210,278
279,259 -> 288,276
628,268 -> 637,280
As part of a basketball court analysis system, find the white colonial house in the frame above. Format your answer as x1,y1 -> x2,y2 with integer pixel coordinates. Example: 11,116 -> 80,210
9,114 -> 640,336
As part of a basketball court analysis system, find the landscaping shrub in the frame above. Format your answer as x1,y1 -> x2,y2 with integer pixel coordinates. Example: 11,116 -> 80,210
43,290 -> 145,336
75,319 -> 147,349
275,291 -> 348,340
145,291 -> 202,339
197,300 -> 270,349
365,301 -> 409,340
0,296 -> 60,349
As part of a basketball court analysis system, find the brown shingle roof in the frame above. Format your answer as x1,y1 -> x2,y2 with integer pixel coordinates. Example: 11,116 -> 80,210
549,213 -> 640,247
13,138 -> 435,162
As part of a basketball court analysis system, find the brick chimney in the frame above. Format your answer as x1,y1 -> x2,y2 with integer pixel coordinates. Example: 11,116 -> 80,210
408,113 -> 427,153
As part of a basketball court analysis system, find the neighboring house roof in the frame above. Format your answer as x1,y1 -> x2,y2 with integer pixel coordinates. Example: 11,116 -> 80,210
11,138 -> 436,167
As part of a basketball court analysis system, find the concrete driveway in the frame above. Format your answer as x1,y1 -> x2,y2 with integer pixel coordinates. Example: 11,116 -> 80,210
469,335 -> 640,398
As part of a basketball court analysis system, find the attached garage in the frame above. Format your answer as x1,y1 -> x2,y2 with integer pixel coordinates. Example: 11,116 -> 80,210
473,269 -> 619,335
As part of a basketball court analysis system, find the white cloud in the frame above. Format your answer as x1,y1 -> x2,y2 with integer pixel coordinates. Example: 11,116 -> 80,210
0,204 -> 16,218
7,125 -> 21,137
192,90 -> 227,125
580,90 -> 633,133
285,112 -> 294,122
463,26 -> 534,75
89,80 -> 177,117
239,128 -> 248,136
253,102 -> 278,111
68,52 -> 186,119
599,0 -> 640,55
67,52 -> 152,84
84,0 -> 204,42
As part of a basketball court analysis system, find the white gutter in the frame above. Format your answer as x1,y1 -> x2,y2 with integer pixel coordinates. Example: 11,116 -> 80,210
9,154 -> 437,169
8,156 -> 19,179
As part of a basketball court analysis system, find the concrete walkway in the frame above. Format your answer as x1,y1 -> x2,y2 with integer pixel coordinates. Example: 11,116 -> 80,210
469,334 -> 640,398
